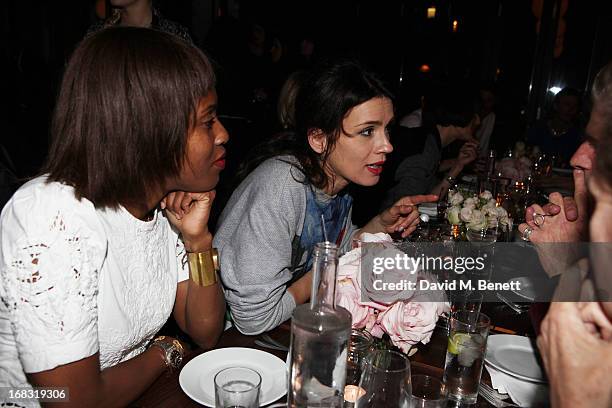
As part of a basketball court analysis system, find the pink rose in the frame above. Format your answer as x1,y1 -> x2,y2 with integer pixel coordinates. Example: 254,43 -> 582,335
336,246 -> 384,311
336,277 -> 372,328
337,247 -> 361,280
365,313 -> 385,338
377,301 -> 439,353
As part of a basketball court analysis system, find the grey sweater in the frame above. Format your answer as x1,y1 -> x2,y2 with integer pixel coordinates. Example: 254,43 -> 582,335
214,156 -> 356,335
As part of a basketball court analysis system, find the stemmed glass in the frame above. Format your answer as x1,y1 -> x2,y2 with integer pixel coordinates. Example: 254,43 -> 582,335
356,350 -> 411,408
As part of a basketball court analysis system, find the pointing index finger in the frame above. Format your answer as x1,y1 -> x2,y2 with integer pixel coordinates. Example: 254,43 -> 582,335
399,194 -> 439,206
573,169 -> 587,216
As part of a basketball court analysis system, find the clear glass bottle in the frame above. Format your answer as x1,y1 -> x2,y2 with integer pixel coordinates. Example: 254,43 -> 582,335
486,149 -> 496,178
288,242 -> 352,408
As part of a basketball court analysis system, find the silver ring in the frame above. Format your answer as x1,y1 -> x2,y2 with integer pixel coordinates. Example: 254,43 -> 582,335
534,213 -> 545,227
521,226 -> 534,242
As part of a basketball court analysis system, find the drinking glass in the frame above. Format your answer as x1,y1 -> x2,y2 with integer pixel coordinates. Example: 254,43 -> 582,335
214,366 -> 261,408
442,311 -> 491,404
439,288 -> 483,333
411,375 -> 447,408
346,329 -> 374,387
356,350 -> 411,408
465,226 -> 498,244
450,290 -> 484,315
466,226 -> 497,282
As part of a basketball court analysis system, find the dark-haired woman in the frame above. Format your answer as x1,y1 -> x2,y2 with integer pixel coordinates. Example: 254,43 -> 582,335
0,28 -> 226,406
214,60 -> 436,335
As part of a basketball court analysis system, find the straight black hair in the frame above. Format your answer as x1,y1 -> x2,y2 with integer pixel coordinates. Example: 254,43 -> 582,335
43,27 -> 215,208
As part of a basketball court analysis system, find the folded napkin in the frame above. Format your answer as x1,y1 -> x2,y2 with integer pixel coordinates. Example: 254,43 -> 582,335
461,174 -> 478,183
486,364 -> 549,407
418,203 -> 438,217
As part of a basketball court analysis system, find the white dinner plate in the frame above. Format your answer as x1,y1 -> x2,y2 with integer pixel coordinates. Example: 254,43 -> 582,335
506,276 -> 536,301
485,335 -> 546,383
179,347 -> 287,407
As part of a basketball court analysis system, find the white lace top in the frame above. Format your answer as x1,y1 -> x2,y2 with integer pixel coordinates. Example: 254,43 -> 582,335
0,177 -> 189,406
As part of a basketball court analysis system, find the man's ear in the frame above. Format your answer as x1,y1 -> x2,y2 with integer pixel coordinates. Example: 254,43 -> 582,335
308,129 -> 327,154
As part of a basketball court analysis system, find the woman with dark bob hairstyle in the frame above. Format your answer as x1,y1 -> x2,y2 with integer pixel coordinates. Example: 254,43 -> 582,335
0,27 -> 227,406
214,59 -> 437,335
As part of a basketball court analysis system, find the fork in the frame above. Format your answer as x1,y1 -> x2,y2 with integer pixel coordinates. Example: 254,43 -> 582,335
255,334 -> 289,352
496,292 -> 530,315
479,383 -> 519,407
254,339 -> 288,351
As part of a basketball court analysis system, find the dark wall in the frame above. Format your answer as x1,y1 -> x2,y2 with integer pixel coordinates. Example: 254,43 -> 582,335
2,0 -> 606,179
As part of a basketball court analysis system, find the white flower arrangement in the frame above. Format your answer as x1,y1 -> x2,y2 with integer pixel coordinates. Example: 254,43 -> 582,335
446,190 -> 510,231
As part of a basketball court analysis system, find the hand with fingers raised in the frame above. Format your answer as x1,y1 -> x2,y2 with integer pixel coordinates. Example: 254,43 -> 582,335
518,169 -> 588,277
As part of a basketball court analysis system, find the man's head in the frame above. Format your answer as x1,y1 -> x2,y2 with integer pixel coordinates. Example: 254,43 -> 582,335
553,87 -> 581,123
422,84 -> 479,142
570,62 -> 612,177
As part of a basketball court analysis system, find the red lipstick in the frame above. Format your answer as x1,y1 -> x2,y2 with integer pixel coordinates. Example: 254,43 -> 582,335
213,156 -> 226,169
366,161 -> 385,175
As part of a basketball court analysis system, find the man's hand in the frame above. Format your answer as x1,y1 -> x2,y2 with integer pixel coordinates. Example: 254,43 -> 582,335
519,169 -> 588,243
456,140 -> 479,168
537,302 -> 612,408
577,302 -> 612,340
518,170 -> 588,276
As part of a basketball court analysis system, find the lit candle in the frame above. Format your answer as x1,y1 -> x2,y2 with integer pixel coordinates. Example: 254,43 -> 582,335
344,385 -> 366,404
452,224 -> 461,239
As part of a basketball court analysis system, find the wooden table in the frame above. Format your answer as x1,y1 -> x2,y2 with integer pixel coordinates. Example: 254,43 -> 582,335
131,302 -> 536,407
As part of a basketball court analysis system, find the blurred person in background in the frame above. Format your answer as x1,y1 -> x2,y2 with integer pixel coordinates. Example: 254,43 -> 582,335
526,87 -> 584,167
87,0 -> 193,44
382,84 -> 479,208
277,70 -> 308,131
474,82 -> 498,157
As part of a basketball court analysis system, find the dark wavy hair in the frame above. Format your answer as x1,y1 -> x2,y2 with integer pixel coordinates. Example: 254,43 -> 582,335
43,27 -> 215,208
236,59 -> 393,190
